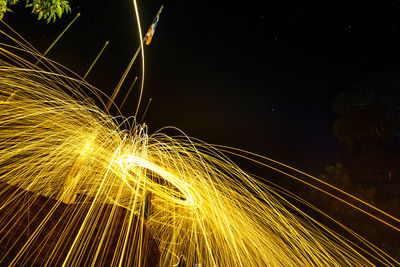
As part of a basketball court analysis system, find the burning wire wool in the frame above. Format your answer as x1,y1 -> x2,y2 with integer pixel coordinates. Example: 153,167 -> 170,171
0,47 -> 398,266
0,3 -> 398,265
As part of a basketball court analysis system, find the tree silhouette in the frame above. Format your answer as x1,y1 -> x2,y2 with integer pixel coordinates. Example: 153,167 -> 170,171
306,75 -> 400,258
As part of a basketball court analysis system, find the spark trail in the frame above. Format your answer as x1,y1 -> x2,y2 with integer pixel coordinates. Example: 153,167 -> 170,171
0,3 -> 398,267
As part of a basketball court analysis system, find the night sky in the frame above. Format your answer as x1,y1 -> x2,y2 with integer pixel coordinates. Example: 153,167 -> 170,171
4,0 -> 400,174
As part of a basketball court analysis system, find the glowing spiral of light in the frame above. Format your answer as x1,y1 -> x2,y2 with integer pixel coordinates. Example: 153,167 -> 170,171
0,10 -> 398,267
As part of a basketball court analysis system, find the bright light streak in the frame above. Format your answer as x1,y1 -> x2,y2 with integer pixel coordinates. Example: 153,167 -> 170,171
0,6 -> 398,267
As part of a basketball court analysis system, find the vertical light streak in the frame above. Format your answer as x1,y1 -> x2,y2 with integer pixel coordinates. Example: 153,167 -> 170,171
131,0 -> 145,119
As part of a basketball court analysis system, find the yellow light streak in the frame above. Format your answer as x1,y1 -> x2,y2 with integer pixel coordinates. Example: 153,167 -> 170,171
120,76 -> 138,110
0,62 -> 397,265
35,13 -> 81,66
131,0 -> 145,118
83,40 -> 109,80
0,4 -> 397,267
139,97 -> 152,123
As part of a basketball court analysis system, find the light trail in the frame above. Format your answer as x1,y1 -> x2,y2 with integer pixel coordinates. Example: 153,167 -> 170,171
0,3 -> 397,267
35,12 -> 81,65
106,42 -> 143,111
139,97 -> 152,123
213,144 -> 400,228
131,0 -> 145,118
0,61 -> 397,265
83,40 -> 109,80
120,76 -> 138,110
